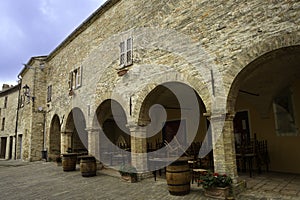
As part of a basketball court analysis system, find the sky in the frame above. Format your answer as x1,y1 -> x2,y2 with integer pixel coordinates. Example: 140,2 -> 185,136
0,0 -> 106,88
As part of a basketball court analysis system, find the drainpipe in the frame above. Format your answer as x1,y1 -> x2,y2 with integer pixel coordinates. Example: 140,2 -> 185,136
41,109 -> 47,161
14,75 -> 22,160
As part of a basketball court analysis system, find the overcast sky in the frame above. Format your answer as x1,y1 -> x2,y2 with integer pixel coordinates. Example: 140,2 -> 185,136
0,0 -> 105,88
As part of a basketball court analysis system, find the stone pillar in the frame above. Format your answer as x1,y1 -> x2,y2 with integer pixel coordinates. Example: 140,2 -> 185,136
61,131 -> 72,153
127,121 -> 148,173
210,113 -> 238,183
86,127 -> 100,160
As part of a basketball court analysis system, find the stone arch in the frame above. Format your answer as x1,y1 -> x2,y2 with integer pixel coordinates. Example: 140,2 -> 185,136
48,114 -> 61,160
92,99 -> 131,167
64,107 -> 88,153
133,73 -> 210,123
136,81 -> 211,166
227,43 -> 300,174
227,32 -> 300,113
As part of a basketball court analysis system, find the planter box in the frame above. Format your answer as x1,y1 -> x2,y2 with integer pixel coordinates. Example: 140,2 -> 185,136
121,175 -> 137,183
204,187 -> 230,199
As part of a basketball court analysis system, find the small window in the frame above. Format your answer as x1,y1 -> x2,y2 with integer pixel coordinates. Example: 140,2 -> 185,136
273,88 -> 298,136
119,38 -> 133,68
4,96 -> 8,108
47,85 -> 52,102
1,118 -> 5,131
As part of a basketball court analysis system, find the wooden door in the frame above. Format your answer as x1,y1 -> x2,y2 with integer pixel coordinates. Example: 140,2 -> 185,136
9,136 -> 13,159
0,137 -> 7,158
233,111 -> 251,145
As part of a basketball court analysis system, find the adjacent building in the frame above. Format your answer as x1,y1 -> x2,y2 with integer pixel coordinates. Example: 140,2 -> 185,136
0,84 -> 19,160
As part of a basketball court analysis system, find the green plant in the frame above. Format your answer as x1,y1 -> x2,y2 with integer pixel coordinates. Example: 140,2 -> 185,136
119,164 -> 137,178
199,171 -> 232,189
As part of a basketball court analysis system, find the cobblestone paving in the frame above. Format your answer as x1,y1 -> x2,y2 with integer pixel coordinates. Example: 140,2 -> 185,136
239,172 -> 300,200
0,160 -> 299,200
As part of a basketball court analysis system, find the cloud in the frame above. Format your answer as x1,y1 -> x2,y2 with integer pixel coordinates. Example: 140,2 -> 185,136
0,0 -> 105,84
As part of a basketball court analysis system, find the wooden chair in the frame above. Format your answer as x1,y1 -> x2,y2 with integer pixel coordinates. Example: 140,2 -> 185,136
256,140 -> 270,173
236,140 -> 256,177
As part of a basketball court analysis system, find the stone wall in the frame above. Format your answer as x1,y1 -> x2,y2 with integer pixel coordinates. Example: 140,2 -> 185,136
40,0 -> 300,178
45,0 -> 299,124
18,57 -> 47,161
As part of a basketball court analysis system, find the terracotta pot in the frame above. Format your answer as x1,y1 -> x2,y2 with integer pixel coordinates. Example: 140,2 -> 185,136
204,187 -> 230,199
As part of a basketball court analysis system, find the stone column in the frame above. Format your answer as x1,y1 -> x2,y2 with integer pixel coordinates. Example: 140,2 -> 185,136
210,113 -> 238,182
86,127 -> 100,160
127,121 -> 148,173
61,131 -> 72,153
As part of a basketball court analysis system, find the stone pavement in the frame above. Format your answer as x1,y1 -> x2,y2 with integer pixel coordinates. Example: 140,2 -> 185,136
0,160 -> 299,200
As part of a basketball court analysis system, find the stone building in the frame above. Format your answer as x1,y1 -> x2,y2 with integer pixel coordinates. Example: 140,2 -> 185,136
8,0 -> 300,187
0,84 -> 19,160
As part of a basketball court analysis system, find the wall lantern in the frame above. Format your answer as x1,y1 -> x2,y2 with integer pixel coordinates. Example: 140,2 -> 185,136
23,84 -> 35,102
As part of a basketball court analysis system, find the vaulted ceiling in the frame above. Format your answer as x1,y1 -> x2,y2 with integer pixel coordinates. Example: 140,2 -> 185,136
237,45 -> 300,117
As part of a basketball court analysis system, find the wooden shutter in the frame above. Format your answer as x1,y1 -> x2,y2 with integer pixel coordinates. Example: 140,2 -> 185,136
69,71 -> 73,90
76,66 -> 82,88
126,38 -> 133,65
120,41 -> 125,67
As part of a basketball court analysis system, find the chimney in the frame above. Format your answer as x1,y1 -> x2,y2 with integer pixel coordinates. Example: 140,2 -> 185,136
2,84 -> 10,90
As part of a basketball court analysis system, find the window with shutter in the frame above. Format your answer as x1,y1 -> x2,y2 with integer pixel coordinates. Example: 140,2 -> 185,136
69,66 -> 83,91
119,37 -> 133,68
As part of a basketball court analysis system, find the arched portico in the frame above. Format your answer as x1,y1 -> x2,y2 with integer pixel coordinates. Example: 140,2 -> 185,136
137,81 -> 214,172
92,99 -> 131,168
228,45 -> 300,175
48,114 -> 61,161
63,108 -> 88,154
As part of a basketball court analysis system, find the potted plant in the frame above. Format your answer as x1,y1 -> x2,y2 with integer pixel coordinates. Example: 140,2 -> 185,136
199,171 -> 232,199
119,164 -> 138,183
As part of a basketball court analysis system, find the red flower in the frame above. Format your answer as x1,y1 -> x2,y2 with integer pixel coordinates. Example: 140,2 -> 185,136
213,173 -> 219,176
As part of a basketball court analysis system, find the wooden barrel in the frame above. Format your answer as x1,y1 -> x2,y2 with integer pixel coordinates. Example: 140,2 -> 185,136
166,158 -> 191,196
80,156 -> 97,177
62,153 -> 77,171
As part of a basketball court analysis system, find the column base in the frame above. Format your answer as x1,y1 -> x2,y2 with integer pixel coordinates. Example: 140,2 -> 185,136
231,179 -> 247,196
137,171 -> 153,181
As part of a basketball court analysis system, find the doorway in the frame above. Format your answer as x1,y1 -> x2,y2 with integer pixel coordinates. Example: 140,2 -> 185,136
9,136 -> 13,159
18,135 -> 22,159
233,111 -> 251,145
0,137 -> 7,158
